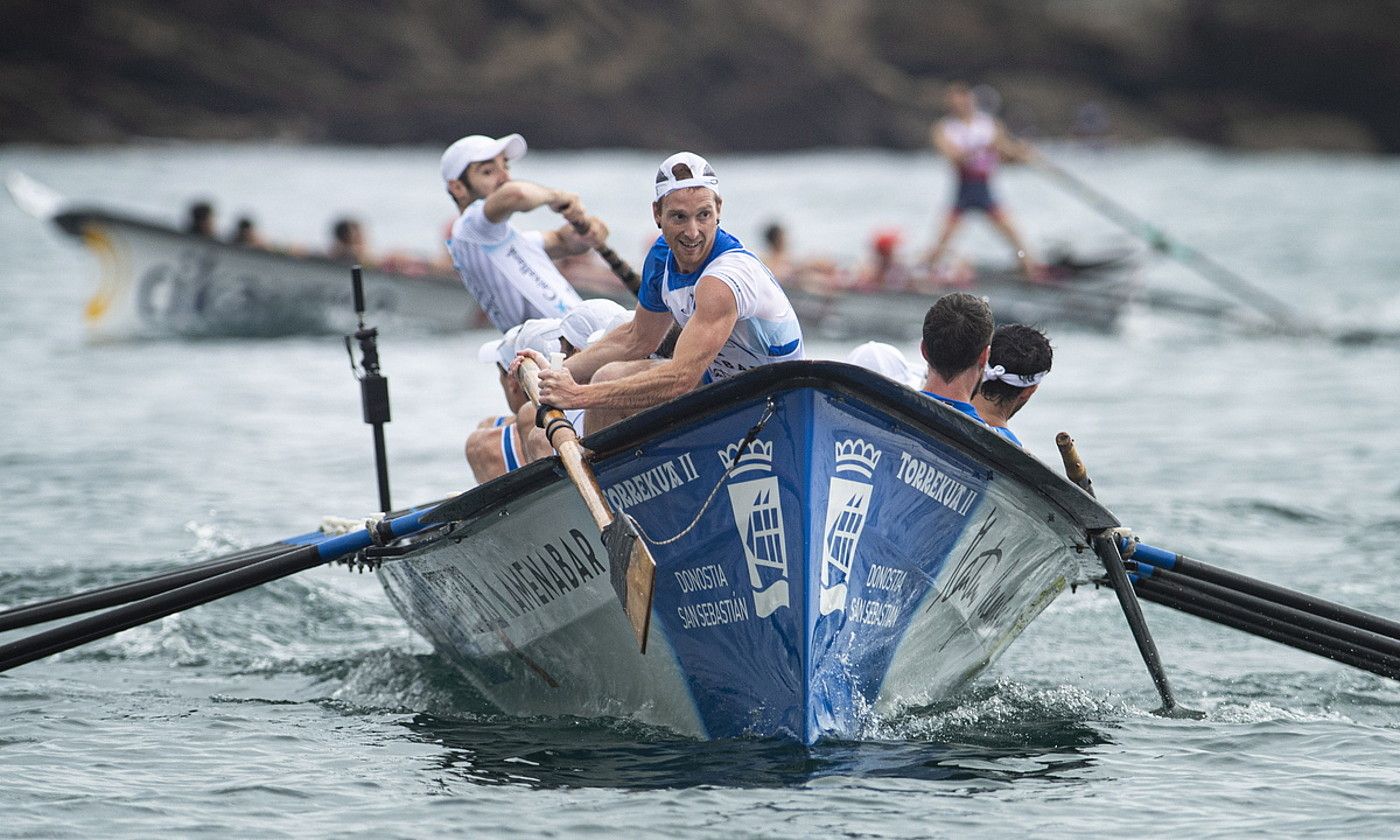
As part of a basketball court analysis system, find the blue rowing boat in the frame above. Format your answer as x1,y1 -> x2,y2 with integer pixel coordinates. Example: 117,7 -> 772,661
377,362 -> 1116,742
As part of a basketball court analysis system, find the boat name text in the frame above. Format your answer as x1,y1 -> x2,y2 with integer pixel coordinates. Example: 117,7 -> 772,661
896,451 -> 979,516
606,453 -> 700,510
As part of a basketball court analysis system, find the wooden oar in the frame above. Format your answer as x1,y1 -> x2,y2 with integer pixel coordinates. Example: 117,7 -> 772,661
516,358 -> 655,652
1056,433 -> 1198,718
0,508 -> 435,673
1033,157 -> 1317,335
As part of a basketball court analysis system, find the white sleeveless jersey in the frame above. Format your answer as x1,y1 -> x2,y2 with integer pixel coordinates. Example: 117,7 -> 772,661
940,112 -> 999,178
639,232 -> 804,383
446,200 -> 582,332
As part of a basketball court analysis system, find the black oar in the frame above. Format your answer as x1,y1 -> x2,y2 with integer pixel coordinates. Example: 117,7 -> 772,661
1055,433 -> 1197,718
0,539 -> 302,633
1133,573 -> 1400,681
1134,564 -> 1400,663
1033,157 -> 1316,335
1128,539 -> 1400,641
0,508 -> 434,673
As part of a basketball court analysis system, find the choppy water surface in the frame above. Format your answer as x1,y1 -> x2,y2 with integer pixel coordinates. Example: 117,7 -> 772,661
2,143 -> 1399,837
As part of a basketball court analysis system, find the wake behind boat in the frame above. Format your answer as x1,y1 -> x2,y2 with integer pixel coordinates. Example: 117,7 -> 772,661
376,361 -> 1113,742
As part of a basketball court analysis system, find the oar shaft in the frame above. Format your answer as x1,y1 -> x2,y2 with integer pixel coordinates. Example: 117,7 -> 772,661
0,509 -> 431,673
1130,540 -> 1400,641
0,545 -> 318,673
0,543 -> 292,632
1034,158 -> 1307,331
1138,564 -> 1400,663
1093,533 -> 1181,711
1135,577 -> 1400,681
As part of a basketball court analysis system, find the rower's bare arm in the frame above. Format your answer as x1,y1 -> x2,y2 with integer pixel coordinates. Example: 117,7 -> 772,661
556,278 -> 736,410
482,181 -> 579,224
995,122 -> 1037,163
564,307 -> 672,383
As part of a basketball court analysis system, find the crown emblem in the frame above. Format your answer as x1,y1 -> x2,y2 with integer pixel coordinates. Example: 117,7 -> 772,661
834,438 -> 881,478
718,438 -> 774,476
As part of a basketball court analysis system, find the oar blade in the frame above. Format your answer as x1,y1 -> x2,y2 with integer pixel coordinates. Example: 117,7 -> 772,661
602,512 -> 655,653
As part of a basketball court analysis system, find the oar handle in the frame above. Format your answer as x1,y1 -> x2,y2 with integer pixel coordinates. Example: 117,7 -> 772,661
516,358 -> 615,531
1055,432 -> 1094,496
570,218 -> 641,294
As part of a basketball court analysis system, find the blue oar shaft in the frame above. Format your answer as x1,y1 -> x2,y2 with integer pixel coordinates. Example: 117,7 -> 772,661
0,509 -> 430,673
0,542 -> 307,632
1128,539 -> 1400,641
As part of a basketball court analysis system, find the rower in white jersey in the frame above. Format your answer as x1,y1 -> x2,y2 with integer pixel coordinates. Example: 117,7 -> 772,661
512,151 -> 804,434
923,81 -> 1043,281
439,133 -> 610,331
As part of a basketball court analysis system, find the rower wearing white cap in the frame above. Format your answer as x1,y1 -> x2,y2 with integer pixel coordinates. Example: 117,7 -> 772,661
971,324 -> 1052,447
440,133 -> 610,332
465,317 -> 566,482
514,151 -> 804,433
464,305 -> 631,483
559,298 -> 632,355
844,341 -> 923,389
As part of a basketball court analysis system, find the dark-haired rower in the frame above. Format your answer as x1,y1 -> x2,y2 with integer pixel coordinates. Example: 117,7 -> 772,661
972,324 -> 1052,447
917,292 -> 993,422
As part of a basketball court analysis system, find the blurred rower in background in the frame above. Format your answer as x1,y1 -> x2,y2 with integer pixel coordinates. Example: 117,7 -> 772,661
328,217 -> 368,263
230,216 -> 264,248
185,201 -> 216,237
924,81 -> 1042,281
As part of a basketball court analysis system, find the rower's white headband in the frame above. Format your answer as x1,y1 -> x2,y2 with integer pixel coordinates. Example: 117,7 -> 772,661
983,364 -> 1048,388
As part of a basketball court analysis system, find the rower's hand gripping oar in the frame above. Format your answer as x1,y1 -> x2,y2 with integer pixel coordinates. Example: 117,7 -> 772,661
1056,432 -> 1201,719
516,358 -> 655,652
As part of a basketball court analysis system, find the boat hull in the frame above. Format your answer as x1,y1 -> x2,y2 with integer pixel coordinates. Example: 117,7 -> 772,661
378,362 -> 1115,742
787,254 -> 1139,340
53,209 -> 477,339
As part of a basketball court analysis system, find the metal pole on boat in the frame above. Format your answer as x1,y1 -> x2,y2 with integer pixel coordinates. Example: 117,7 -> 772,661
348,265 -> 392,512
1057,433 -> 1198,718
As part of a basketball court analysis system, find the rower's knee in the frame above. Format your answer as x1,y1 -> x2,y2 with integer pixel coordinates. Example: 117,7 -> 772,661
465,427 -> 507,484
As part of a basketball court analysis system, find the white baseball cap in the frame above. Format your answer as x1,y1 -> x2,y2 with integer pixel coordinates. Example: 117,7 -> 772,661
654,151 -> 720,201
845,341 -> 921,388
440,133 -> 527,184
561,299 -> 631,350
477,318 -> 563,368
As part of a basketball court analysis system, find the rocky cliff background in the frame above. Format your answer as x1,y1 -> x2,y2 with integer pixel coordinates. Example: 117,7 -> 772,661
3,0 -> 1396,152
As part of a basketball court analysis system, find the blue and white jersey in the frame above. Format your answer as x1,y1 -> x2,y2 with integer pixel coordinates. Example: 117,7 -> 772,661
638,229 -> 803,382
447,199 -> 583,332
990,425 -> 1023,447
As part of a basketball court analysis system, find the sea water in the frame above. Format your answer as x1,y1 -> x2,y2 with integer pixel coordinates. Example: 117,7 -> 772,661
2,143 -> 1399,837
